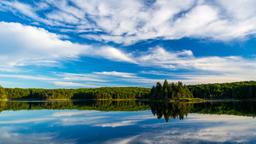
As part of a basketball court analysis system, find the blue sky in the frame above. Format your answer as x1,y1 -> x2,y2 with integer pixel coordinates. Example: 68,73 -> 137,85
0,0 -> 256,88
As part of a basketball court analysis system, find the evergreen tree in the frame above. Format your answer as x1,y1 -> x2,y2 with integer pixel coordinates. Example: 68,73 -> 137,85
151,86 -> 156,98
155,82 -> 162,98
162,80 -> 169,99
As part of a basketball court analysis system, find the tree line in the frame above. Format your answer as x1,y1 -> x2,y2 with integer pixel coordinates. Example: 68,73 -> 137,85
0,87 -> 150,100
188,81 -> 256,99
2,81 -> 256,100
150,80 -> 256,100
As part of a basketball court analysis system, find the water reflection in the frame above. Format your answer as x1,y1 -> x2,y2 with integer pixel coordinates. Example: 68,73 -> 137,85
1,100 -> 256,119
0,100 -> 256,143
150,102 -> 193,121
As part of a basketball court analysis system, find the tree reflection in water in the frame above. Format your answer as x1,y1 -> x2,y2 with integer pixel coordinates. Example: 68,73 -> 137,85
1,100 -> 256,121
150,102 -> 193,122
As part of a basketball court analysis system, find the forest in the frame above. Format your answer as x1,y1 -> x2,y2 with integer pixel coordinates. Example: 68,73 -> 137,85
0,87 -> 150,100
1,81 -> 256,100
151,80 -> 256,100
188,81 -> 256,99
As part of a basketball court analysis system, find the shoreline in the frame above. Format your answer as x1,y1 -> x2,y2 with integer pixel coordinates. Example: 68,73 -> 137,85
1,98 -> 256,103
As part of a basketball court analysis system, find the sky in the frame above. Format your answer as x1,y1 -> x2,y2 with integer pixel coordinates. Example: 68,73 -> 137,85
0,0 -> 256,88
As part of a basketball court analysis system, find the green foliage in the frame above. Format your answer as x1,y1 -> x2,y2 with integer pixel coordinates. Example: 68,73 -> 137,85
151,80 -> 193,99
3,81 -> 256,101
3,87 -> 150,100
188,81 -> 256,99
0,86 -> 7,99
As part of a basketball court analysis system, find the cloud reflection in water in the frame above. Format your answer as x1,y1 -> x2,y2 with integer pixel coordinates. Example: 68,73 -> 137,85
0,109 -> 256,143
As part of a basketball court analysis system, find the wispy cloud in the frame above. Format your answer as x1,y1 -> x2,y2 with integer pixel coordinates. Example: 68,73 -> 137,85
53,71 -> 162,87
93,71 -> 137,78
0,74 -> 57,81
0,22 -> 134,69
132,47 -> 256,84
1,0 -> 256,44
61,73 -> 107,82
52,81 -> 96,87
1,0 -> 256,87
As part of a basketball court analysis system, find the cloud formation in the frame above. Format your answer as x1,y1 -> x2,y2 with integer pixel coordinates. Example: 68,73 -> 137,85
1,0 -> 256,44
0,0 -> 256,87
0,22 -> 134,70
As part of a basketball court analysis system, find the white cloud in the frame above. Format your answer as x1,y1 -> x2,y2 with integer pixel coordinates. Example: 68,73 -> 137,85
136,47 -> 194,69
52,81 -> 98,87
0,21 -> 83,68
51,45 -> 256,85
61,73 -> 107,82
145,47 -> 255,71
91,46 -> 136,63
1,24 -> 256,86
1,0 -> 256,44
52,71 -> 162,87
0,22 -> 134,70
133,47 -> 256,84
0,74 -> 57,81
94,71 -> 136,78
1,0 -> 256,85
1,1 -> 39,20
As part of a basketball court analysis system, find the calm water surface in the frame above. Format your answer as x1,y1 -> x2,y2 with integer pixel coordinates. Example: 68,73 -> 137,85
0,100 -> 256,144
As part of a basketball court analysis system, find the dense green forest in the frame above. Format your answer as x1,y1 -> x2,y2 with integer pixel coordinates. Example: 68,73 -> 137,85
1,87 -> 150,100
188,81 -> 256,99
150,80 -> 193,99
2,81 -> 256,100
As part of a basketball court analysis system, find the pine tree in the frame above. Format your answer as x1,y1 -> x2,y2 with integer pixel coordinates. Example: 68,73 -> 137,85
162,80 -> 169,99
151,86 -> 156,98
155,82 -> 162,98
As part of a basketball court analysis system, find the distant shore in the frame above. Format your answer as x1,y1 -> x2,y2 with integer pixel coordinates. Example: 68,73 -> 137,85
3,98 -> 256,103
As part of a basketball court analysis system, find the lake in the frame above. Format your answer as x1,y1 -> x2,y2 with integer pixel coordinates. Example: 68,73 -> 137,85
0,100 -> 256,144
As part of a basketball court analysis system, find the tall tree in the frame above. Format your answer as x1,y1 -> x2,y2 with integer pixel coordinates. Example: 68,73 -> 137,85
162,80 -> 169,99
151,86 -> 156,98
155,82 -> 162,98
